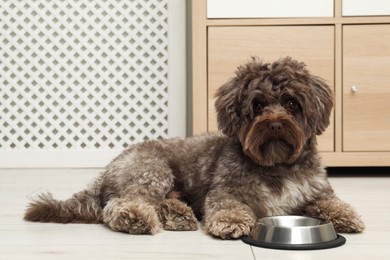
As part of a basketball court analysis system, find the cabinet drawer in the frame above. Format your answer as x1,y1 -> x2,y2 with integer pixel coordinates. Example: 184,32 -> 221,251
343,25 -> 390,152
207,0 -> 334,18
208,26 -> 335,152
343,0 -> 390,16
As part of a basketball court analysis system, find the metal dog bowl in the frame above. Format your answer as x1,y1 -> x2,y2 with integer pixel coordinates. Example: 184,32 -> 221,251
242,216 -> 346,250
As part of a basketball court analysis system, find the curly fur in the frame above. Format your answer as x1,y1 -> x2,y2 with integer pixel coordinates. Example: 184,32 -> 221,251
24,57 -> 365,239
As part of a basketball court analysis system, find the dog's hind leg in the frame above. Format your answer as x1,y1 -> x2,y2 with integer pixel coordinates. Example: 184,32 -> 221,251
102,197 -> 162,234
157,198 -> 198,231
24,190 -> 103,224
102,148 -> 176,234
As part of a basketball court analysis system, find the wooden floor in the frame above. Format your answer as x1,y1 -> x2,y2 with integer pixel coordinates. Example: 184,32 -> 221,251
1,168 -> 389,260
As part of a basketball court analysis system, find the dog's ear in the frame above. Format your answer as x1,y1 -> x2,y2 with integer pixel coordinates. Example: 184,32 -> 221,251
309,76 -> 334,135
214,78 -> 242,137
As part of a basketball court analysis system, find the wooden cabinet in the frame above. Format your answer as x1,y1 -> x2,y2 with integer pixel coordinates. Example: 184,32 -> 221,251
343,25 -> 390,152
190,0 -> 390,166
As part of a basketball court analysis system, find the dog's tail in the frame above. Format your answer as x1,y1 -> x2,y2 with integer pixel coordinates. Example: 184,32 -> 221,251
24,191 -> 103,224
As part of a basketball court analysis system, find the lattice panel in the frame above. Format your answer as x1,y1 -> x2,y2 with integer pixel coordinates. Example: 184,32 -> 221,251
0,0 -> 169,150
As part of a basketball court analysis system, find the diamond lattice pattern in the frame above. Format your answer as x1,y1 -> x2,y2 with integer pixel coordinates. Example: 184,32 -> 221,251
0,0 -> 168,150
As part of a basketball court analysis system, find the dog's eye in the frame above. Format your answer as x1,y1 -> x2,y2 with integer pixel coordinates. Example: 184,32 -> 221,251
285,99 -> 299,113
252,100 -> 263,114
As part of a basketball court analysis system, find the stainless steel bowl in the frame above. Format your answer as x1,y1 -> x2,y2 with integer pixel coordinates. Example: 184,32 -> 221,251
242,216 -> 346,250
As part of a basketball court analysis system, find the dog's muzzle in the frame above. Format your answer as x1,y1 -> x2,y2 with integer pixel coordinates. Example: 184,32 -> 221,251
241,114 -> 305,166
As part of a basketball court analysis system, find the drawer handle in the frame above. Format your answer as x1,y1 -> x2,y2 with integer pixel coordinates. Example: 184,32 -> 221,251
351,85 -> 358,93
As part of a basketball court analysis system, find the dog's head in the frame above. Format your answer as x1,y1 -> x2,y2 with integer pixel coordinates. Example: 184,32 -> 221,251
215,57 -> 333,166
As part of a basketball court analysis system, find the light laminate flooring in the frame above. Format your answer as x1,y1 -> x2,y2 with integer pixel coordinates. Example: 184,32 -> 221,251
0,168 -> 389,260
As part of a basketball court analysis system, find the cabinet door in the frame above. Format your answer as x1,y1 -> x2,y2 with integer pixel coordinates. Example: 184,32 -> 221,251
207,0 -> 334,18
208,26 -> 334,152
343,0 -> 390,16
343,25 -> 390,152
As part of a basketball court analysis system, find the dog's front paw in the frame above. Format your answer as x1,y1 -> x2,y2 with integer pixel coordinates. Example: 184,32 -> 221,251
103,200 -> 162,235
304,197 -> 365,233
332,214 -> 365,233
204,210 -> 256,239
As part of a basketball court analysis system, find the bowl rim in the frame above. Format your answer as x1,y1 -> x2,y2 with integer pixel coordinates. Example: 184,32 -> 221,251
257,215 -> 332,229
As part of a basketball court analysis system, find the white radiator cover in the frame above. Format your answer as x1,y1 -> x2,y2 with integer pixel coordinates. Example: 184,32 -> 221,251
0,0 -> 186,167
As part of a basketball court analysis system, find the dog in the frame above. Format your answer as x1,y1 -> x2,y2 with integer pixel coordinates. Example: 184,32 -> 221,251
25,57 -> 365,239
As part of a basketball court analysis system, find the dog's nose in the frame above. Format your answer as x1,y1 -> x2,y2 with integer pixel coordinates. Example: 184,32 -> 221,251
269,122 -> 283,133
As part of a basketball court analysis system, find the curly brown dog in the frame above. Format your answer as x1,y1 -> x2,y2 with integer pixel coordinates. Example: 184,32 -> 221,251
25,57 -> 365,239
